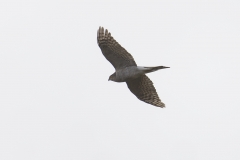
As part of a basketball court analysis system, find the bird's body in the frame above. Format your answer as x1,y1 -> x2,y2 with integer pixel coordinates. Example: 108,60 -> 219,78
97,27 -> 169,108
111,66 -> 169,82
112,66 -> 144,82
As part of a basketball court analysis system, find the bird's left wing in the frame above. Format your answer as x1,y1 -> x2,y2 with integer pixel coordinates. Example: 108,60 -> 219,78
126,75 -> 165,108
97,27 -> 137,70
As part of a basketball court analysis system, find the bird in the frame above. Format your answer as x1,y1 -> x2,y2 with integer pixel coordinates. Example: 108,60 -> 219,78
97,27 -> 169,107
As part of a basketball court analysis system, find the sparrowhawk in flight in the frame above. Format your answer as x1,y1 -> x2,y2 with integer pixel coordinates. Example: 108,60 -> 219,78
97,27 -> 169,107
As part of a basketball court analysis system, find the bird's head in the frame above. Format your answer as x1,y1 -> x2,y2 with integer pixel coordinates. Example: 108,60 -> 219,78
108,73 -> 116,81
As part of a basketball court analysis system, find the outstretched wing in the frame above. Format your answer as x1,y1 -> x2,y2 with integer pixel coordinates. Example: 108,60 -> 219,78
126,75 -> 165,108
97,27 -> 137,70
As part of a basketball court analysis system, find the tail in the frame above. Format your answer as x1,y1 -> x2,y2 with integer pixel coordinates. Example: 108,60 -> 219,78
143,66 -> 170,74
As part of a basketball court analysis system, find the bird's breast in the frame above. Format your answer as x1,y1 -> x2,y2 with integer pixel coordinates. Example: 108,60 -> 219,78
116,66 -> 144,82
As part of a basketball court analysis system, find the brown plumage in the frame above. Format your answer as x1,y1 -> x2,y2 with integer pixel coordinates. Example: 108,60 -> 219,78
97,27 -> 137,69
97,27 -> 168,108
126,75 -> 165,107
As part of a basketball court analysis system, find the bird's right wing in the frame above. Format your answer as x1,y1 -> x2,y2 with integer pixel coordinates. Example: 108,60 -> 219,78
97,27 -> 137,70
126,75 -> 165,108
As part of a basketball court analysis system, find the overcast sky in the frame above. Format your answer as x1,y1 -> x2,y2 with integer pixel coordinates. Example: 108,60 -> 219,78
0,0 -> 240,160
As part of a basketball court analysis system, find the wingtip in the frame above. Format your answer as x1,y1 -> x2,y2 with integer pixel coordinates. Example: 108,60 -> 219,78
156,103 -> 166,108
98,26 -> 104,32
97,26 -> 111,38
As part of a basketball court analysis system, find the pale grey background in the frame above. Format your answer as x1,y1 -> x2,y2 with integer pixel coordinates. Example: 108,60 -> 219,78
0,0 -> 240,160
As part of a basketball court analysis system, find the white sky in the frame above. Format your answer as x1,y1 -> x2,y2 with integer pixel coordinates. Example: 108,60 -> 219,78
0,0 -> 240,159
